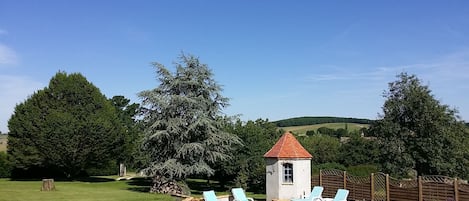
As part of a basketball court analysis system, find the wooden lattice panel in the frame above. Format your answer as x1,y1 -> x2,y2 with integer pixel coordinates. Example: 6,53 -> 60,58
422,182 -> 454,201
322,175 -> 344,197
389,186 -> 419,201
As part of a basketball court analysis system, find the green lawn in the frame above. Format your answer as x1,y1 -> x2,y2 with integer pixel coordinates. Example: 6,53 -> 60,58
280,123 -> 368,135
0,177 -> 266,201
0,178 -> 175,201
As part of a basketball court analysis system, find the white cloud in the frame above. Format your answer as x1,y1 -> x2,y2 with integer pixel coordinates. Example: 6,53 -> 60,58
304,49 -> 469,120
0,43 -> 18,65
307,49 -> 469,84
0,75 -> 44,133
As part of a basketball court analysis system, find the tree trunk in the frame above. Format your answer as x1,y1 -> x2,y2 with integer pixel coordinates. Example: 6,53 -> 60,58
41,179 -> 56,191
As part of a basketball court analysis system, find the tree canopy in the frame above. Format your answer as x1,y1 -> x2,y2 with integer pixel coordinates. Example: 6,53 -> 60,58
274,116 -> 372,127
369,72 -> 469,178
138,54 -> 240,183
217,118 -> 282,192
8,72 -> 124,178
109,95 -> 142,169
299,134 -> 340,165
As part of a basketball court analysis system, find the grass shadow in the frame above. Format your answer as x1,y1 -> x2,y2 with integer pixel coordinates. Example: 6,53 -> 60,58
74,176 -> 115,183
9,176 -> 115,182
126,177 -> 152,193
186,179 -> 229,195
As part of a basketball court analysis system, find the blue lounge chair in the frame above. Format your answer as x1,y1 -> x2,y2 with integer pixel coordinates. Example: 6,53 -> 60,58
232,187 -> 254,201
321,189 -> 349,201
203,190 -> 218,201
291,186 -> 324,201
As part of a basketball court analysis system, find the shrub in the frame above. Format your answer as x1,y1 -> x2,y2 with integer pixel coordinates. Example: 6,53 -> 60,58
312,162 -> 346,174
86,160 -> 117,176
0,152 -> 12,178
346,164 -> 379,177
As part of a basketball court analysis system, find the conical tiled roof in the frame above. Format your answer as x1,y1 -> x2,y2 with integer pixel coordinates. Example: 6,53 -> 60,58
264,132 -> 312,159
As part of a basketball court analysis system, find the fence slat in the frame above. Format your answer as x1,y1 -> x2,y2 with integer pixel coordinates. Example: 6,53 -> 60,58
371,173 -> 375,201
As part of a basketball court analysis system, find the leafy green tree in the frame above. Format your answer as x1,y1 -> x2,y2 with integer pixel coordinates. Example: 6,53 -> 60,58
0,152 -> 11,178
299,134 -> 340,165
338,135 -> 379,166
305,130 -> 315,136
138,54 -> 240,192
218,118 -> 282,193
369,72 -> 469,178
312,162 -> 345,175
335,128 -> 347,138
317,127 -> 336,137
8,72 -> 123,178
109,95 -> 142,170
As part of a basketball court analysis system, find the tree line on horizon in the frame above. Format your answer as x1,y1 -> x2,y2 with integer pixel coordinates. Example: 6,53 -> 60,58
1,53 -> 468,195
273,116 -> 373,127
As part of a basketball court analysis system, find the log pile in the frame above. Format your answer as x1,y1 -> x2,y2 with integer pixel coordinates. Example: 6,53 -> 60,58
150,175 -> 184,195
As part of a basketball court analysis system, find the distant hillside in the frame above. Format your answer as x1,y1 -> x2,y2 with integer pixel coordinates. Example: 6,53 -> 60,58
0,135 -> 7,152
280,123 -> 369,136
273,116 -> 373,127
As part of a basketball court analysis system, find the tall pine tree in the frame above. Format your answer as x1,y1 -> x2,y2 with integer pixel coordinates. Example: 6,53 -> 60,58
138,54 -> 240,193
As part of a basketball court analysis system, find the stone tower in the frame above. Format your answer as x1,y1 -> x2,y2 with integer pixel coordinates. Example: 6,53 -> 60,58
264,132 -> 312,201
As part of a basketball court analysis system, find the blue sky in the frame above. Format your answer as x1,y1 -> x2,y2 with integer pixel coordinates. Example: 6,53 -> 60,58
1,1 -> 469,132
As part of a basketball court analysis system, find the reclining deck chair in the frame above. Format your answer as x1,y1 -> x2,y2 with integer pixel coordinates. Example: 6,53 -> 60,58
321,189 -> 349,201
231,187 -> 254,201
291,186 -> 324,201
203,190 -> 218,201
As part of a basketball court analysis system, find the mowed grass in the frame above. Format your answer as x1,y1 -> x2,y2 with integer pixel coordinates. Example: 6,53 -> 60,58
280,123 -> 369,135
0,178 -> 175,201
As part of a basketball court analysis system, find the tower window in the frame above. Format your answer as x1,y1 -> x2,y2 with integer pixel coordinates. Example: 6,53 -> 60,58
283,163 -> 293,183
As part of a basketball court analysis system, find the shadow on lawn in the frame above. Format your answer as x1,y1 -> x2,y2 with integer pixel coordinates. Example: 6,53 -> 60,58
74,177 -> 116,183
126,177 -> 152,193
125,178 -> 228,195
10,176 -> 115,182
186,179 -> 228,195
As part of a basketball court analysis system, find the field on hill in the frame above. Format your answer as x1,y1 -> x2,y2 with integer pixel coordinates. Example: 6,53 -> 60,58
280,123 -> 369,135
0,135 -> 7,152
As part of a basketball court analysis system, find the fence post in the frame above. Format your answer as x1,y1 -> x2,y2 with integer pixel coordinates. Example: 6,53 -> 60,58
319,169 -> 323,186
370,173 -> 375,201
343,171 -> 347,189
386,174 -> 390,201
454,178 -> 459,201
418,176 -> 423,201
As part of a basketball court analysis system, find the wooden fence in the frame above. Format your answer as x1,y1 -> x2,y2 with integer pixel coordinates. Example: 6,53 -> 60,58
311,169 -> 469,201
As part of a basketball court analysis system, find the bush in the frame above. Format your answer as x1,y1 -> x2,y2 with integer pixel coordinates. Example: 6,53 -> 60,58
312,163 -> 346,174
0,152 -> 12,178
86,160 -> 117,176
346,164 -> 379,177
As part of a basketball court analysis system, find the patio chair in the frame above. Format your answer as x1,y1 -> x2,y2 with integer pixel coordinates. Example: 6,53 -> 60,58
291,186 -> 324,201
320,189 -> 349,201
231,187 -> 254,201
203,190 -> 218,201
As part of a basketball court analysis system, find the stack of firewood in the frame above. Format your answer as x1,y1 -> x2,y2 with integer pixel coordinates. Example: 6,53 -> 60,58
150,175 -> 183,195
